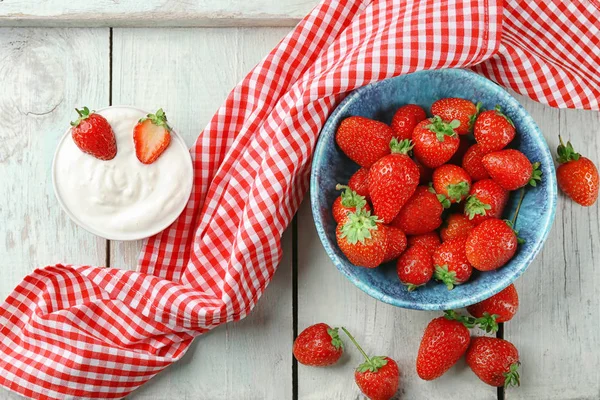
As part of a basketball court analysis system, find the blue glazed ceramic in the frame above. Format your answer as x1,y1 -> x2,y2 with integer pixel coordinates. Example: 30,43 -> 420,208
310,68 -> 557,310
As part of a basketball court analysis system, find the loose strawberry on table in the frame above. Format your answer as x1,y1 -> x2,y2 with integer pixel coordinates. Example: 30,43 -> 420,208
336,209 -> 387,268
440,213 -> 475,242
390,104 -> 427,140
70,107 -> 117,160
134,108 -> 172,164
293,323 -> 344,366
348,167 -> 371,200
462,143 -> 491,181
397,244 -> 433,291
413,116 -> 460,168
466,337 -> 520,388
433,164 -> 472,204
336,116 -> 394,168
464,179 -> 509,225
433,237 -> 473,290
407,232 -> 441,255
467,283 -> 519,323
368,139 -> 420,223
473,106 -> 516,153
431,98 -> 481,135
556,136 -> 599,206
465,218 -> 518,271
482,149 -> 542,191
391,186 -> 447,235
341,327 -> 399,400
382,226 -> 407,263
332,184 -> 370,224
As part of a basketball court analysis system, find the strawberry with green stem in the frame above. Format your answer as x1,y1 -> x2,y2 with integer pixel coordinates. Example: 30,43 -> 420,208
466,337 -> 521,388
70,106 -> 117,160
463,179 -> 508,225
474,105 -> 516,153
293,323 -> 344,366
412,116 -> 461,168
336,116 -> 394,168
431,98 -> 482,135
467,283 -> 519,324
482,149 -> 542,191
332,184 -> 370,223
391,185 -> 449,235
341,327 -> 399,400
433,164 -> 472,203
336,209 -> 387,268
397,244 -> 434,291
433,237 -> 472,290
556,136 -> 599,206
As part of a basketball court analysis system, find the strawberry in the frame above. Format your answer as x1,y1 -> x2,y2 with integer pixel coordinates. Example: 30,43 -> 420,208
382,226 -> 407,263
466,337 -> 520,388
465,218 -> 518,271
407,232 -> 441,255
348,167 -> 371,200
416,312 -> 471,380
70,107 -> 117,160
431,98 -> 481,135
332,185 -> 370,223
133,108 -> 172,164
342,327 -> 399,400
473,106 -> 515,153
482,149 -> 542,191
433,237 -> 472,289
336,209 -> 387,268
391,104 -> 427,140
293,323 -> 344,366
368,139 -> 420,223
336,116 -> 394,168
440,213 -> 475,242
556,136 -> 599,206
413,116 -> 460,168
414,158 -> 434,185
462,144 -> 491,181
391,186 -> 446,235
467,283 -> 519,324
397,244 -> 433,291
433,164 -> 472,204
463,179 -> 509,225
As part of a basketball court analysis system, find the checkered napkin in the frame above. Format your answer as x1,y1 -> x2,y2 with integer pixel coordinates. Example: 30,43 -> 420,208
1,0 -> 598,398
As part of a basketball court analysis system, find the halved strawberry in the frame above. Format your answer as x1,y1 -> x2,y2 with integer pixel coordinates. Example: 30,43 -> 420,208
134,108 -> 172,164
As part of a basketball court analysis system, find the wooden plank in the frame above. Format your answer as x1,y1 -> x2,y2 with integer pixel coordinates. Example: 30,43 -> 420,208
110,27 -> 294,399
0,27 -> 109,399
505,95 -> 600,400
0,0 -> 317,27
297,200 -> 496,399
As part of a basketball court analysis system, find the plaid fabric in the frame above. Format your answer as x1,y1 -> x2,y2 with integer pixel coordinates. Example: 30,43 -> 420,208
1,0 -> 598,398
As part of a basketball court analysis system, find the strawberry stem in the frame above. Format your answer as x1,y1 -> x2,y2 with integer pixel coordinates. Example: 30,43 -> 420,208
341,327 -> 370,363
341,327 -> 388,373
444,310 -> 499,332
389,138 -> 414,154
336,184 -> 367,209
504,361 -> 521,388
557,135 -> 581,163
510,187 -> 526,226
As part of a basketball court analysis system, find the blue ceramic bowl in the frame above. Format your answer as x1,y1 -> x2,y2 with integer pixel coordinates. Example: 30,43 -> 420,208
311,68 -> 557,310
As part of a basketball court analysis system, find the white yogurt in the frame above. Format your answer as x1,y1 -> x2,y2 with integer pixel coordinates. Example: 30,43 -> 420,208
53,106 -> 194,240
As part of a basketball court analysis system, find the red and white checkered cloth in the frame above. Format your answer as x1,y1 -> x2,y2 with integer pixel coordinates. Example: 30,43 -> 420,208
1,0 -> 598,398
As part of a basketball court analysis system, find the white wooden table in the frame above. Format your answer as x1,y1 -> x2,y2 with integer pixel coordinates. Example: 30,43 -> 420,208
1,2 -> 599,399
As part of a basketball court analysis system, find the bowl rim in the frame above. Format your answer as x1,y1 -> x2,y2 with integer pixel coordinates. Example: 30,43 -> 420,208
310,68 -> 558,310
51,105 -> 194,241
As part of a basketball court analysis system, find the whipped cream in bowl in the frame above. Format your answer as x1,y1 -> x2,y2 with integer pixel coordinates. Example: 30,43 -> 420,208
52,106 -> 194,241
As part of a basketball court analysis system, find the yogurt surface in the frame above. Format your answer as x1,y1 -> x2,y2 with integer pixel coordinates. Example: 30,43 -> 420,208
53,106 -> 193,240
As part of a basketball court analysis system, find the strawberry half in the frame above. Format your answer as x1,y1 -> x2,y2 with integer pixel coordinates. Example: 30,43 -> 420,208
133,108 -> 172,164
70,107 -> 117,160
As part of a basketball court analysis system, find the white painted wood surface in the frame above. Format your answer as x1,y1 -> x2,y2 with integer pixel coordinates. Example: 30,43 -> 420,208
0,0 -> 317,27
0,21 -> 599,400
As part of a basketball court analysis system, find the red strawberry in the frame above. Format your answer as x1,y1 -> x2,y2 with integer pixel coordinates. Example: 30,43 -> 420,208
133,108 -> 172,164
482,149 -> 542,191
473,106 -> 515,153
467,283 -> 519,324
433,164 -> 472,204
342,327 -> 399,400
348,167 -> 371,200
449,136 -> 474,165
70,107 -> 117,160
462,144 -> 491,181
431,98 -> 481,135
397,245 -> 433,291
407,232 -> 441,255
336,116 -> 394,167
332,185 -> 370,223
466,337 -> 520,388
336,209 -> 387,268
391,186 -> 446,235
440,213 -> 475,242
382,226 -> 407,263
556,136 -> 599,206
465,218 -> 518,271
463,179 -> 509,225
433,237 -> 472,289
413,117 -> 460,168
414,158 -> 434,185
293,323 -> 344,366
416,312 -> 471,380
368,139 -> 420,223
391,104 -> 427,140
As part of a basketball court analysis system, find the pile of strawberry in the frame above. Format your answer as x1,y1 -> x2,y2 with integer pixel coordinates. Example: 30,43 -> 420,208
293,284 -> 521,400
333,98 -> 546,290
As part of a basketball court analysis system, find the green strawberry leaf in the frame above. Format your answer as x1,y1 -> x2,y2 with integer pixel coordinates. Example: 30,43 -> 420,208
434,265 -> 457,290
529,162 -> 542,187
70,106 -> 92,127
336,184 -> 367,209
557,135 -> 581,163
447,181 -> 470,203
140,108 -> 171,131
464,195 -> 492,220
327,327 -> 344,350
340,209 -> 379,244
406,283 -> 422,292
504,220 -> 526,244
357,356 -> 388,373
426,116 -> 459,142
468,101 -> 483,131
504,362 -> 521,388
494,105 -> 515,128
390,138 -> 414,155
437,194 -> 451,209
